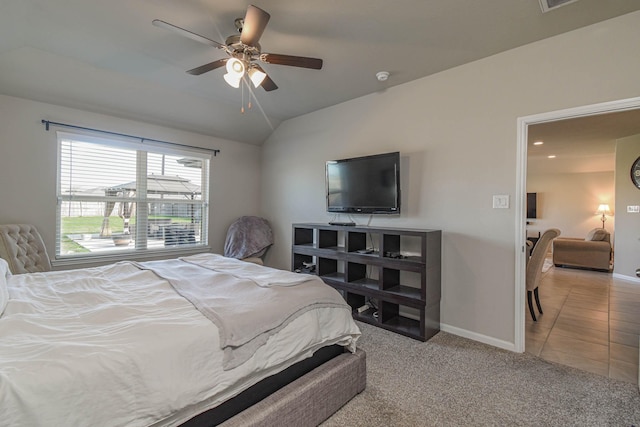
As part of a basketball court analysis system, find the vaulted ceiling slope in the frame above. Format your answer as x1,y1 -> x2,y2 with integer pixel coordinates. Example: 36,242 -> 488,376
0,0 -> 639,145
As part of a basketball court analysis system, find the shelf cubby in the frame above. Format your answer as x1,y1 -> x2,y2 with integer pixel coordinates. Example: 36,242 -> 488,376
347,231 -> 367,252
292,253 -> 313,271
293,226 -> 314,246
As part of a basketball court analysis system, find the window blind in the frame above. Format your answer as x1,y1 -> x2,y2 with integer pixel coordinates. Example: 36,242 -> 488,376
56,131 -> 210,260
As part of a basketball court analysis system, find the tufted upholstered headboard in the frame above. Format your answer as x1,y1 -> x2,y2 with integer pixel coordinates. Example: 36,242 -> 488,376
0,224 -> 52,274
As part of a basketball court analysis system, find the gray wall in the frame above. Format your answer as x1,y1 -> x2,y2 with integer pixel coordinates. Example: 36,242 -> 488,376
614,134 -> 640,278
260,11 -> 640,348
0,94 -> 262,264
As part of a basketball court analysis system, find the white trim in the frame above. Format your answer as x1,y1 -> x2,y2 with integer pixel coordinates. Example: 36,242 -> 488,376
440,323 -> 516,352
515,96 -> 640,354
612,273 -> 640,284
538,0 -> 580,13
514,115 -> 529,353
52,246 -> 211,268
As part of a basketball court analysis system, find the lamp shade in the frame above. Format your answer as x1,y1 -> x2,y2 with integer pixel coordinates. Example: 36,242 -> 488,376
226,58 -> 245,76
248,67 -> 266,88
595,204 -> 611,215
223,72 -> 242,88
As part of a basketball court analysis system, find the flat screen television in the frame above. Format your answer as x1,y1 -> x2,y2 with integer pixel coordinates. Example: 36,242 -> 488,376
527,192 -> 537,219
326,152 -> 400,214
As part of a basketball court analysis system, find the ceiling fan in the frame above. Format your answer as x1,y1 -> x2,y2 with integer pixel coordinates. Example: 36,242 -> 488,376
152,5 -> 323,92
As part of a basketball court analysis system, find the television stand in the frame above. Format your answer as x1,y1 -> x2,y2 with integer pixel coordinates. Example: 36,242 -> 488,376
328,221 -> 356,226
291,223 -> 441,341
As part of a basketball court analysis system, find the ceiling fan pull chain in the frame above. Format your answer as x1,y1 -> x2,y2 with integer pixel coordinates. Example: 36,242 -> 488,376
243,77 -> 252,111
241,80 -> 245,113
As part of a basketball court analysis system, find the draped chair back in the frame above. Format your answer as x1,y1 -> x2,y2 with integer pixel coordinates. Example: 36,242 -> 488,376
224,216 -> 274,263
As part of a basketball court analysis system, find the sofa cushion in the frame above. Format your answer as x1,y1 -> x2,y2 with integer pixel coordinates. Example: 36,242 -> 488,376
586,228 -> 609,241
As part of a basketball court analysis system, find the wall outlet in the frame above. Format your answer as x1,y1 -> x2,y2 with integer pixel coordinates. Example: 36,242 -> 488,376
627,205 -> 640,213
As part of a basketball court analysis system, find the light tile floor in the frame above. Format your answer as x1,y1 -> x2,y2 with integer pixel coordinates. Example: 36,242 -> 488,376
525,264 -> 639,385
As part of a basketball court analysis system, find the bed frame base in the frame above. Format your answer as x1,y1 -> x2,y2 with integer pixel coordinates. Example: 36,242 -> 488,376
221,348 -> 366,427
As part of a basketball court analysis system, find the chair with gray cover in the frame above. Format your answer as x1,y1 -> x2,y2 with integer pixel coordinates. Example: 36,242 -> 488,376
526,228 -> 560,321
0,224 -> 52,274
224,216 -> 274,265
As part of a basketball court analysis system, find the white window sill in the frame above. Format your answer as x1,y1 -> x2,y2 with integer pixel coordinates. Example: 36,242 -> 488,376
52,246 -> 212,269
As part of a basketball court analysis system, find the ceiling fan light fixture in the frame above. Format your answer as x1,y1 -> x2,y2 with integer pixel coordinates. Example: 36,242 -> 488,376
223,72 -> 242,88
154,5 -> 323,94
226,58 -> 245,77
248,67 -> 266,88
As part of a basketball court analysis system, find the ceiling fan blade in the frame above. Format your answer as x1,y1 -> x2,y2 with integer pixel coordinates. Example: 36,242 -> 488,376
261,74 -> 278,91
186,58 -> 228,75
260,53 -> 323,70
152,19 -> 225,49
254,65 -> 278,91
240,5 -> 270,47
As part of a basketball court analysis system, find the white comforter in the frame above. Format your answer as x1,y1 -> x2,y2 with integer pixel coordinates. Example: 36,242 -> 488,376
138,255 -> 351,370
0,255 -> 360,427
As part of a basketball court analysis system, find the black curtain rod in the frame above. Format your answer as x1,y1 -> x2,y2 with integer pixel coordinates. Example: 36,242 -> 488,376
41,120 -> 220,156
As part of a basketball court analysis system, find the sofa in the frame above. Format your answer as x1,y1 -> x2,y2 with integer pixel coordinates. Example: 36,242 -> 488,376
552,228 -> 612,271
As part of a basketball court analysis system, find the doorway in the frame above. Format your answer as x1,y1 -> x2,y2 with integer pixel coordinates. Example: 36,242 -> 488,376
515,96 -> 640,353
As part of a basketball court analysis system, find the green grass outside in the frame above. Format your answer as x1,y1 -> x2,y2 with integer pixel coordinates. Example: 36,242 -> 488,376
61,215 -> 191,234
61,215 -> 192,253
62,216 -> 126,234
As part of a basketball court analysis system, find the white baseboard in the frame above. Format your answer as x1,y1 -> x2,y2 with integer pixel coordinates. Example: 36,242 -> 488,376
440,323 -> 516,352
612,273 -> 640,284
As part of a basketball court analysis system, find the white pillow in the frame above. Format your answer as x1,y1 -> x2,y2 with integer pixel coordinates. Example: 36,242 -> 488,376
0,258 -> 11,317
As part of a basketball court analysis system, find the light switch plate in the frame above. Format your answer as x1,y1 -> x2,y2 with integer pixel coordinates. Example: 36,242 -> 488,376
493,195 -> 509,209
627,205 -> 639,213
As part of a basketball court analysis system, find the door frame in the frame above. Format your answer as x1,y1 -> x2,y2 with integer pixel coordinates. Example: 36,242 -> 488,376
514,96 -> 640,352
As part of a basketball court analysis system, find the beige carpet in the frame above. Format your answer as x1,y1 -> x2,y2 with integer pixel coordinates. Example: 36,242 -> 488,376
322,322 -> 640,426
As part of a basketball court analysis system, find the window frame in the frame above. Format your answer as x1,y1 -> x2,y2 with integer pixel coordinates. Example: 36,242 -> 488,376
54,131 -> 211,266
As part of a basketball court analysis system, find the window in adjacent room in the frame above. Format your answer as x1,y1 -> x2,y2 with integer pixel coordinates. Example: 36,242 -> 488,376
56,131 -> 210,260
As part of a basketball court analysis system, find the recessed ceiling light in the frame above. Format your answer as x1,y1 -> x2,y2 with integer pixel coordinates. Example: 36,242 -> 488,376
548,155 -> 556,159
533,141 -> 544,146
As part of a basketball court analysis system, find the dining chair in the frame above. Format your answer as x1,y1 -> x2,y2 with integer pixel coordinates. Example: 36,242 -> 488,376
526,228 -> 561,321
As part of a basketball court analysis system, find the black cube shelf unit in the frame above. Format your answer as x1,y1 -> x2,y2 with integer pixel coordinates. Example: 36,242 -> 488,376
291,223 -> 441,341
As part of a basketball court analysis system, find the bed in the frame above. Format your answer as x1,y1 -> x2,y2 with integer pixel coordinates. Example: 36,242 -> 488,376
0,253 -> 365,427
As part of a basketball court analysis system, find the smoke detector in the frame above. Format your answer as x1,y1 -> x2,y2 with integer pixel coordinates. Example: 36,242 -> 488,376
376,71 -> 390,82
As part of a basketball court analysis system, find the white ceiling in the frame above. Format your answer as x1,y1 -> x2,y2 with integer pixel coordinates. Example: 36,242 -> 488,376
528,109 -> 640,175
1,0 -> 639,145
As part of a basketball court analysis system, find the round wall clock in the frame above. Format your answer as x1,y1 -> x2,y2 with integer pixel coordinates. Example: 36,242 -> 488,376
632,156 -> 640,189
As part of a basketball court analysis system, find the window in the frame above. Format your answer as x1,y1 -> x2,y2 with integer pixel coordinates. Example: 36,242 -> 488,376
56,131 -> 210,260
